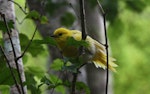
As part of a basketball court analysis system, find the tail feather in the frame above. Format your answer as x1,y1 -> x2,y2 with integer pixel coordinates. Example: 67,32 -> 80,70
92,50 -> 118,72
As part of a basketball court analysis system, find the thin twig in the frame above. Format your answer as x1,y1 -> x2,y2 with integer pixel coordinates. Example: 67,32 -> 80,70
71,73 -> 78,94
17,0 -> 45,60
104,15 -> 109,94
68,3 -> 80,19
96,0 -> 105,15
16,23 -> 38,61
8,0 -> 27,14
50,72 -> 62,94
0,46 -> 21,94
1,13 -> 25,94
96,0 -> 109,94
24,0 -> 28,12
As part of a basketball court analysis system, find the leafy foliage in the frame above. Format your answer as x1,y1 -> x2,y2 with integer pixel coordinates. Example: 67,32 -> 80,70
0,0 -> 149,93
39,75 -> 66,94
0,20 -> 14,32
19,33 -> 45,57
0,63 -> 19,86
66,37 -> 89,48
25,71 -> 41,94
0,85 -> 10,94
33,37 -> 57,46
76,82 -> 90,94
25,10 -> 48,24
50,59 -> 64,71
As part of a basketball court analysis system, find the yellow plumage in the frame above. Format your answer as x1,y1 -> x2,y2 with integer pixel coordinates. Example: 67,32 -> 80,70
52,27 -> 117,72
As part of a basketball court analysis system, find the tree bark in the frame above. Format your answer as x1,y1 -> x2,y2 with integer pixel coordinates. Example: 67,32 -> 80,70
0,0 -> 26,94
85,1 -> 113,94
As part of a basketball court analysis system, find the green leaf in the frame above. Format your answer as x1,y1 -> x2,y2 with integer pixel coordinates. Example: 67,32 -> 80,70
0,65 -> 19,85
33,37 -> 57,46
20,33 -> 29,47
61,57 -> 84,73
0,85 -> 10,94
40,75 -> 67,94
20,33 -> 45,57
50,59 -> 64,71
29,40 -> 45,57
66,37 -> 89,48
0,50 -> 5,63
60,12 -> 75,27
62,61 -> 82,73
40,75 -> 63,89
0,20 -> 14,32
27,66 -> 44,78
40,76 -> 52,86
55,85 -> 66,94
25,72 -> 41,94
26,10 -> 40,20
49,74 -> 62,84
40,16 -> 48,24
76,82 -> 90,94
25,10 -> 48,24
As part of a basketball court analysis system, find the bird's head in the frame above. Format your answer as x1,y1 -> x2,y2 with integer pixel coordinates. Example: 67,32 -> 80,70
51,28 -> 72,42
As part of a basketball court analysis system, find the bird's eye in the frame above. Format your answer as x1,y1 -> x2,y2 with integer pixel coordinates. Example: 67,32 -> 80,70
58,33 -> 62,36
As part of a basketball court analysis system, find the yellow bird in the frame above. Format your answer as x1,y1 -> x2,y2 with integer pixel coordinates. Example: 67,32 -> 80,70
51,27 -> 117,72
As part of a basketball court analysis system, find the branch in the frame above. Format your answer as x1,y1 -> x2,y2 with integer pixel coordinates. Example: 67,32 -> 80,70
96,1 -> 109,94
71,73 -> 78,94
79,0 -> 87,40
70,0 -> 87,94
68,3 -> 80,20
1,13 -> 25,94
0,46 -> 21,94
8,0 -> 27,14
16,23 -> 38,61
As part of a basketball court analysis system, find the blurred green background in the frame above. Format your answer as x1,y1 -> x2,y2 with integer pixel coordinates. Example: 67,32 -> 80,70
108,3 -> 150,94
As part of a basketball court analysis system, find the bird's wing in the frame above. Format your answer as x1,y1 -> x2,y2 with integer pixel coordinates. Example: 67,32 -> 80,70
71,30 -> 82,41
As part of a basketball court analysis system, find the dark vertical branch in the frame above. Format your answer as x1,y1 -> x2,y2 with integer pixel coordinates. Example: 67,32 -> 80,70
1,14 -> 25,94
71,0 -> 87,94
103,13 -> 109,94
71,73 -> 78,94
79,0 -> 87,40
96,0 -> 109,94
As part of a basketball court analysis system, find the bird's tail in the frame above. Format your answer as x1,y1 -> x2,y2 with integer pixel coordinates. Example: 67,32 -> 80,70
92,50 -> 118,72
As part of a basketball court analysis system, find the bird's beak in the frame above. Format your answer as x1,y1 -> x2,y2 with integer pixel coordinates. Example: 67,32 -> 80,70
50,35 -> 57,38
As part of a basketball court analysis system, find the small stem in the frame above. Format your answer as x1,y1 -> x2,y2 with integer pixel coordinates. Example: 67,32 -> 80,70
96,0 -> 109,94
16,23 -> 38,61
104,14 -> 109,94
68,3 -> 80,21
71,73 -> 78,94
8,0 -> 27,14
